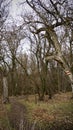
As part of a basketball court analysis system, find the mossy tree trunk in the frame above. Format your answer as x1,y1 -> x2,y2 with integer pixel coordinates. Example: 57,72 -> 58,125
3,76 -> 9,103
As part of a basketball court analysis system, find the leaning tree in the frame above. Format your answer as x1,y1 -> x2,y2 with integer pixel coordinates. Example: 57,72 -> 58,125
24,0 -> 73,96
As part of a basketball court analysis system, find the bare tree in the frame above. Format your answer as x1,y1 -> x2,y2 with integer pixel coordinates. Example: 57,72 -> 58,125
0,0 -> 11,103
2,24 -> 26,95
25,0 -> 73,97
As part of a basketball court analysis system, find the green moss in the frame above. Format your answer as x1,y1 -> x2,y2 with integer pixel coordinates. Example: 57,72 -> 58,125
5,104 -> 11,111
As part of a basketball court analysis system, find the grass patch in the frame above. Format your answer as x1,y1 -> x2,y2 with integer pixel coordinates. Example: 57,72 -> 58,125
5,104 -> 11,111
0,116 -> 13,130
0,103 -> 14,130
18,93 -> 73,126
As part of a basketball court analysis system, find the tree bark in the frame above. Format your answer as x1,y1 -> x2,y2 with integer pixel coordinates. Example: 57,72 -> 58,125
71,82 -> 73,98
3,76 -> 9,103
45,28 -> 73,96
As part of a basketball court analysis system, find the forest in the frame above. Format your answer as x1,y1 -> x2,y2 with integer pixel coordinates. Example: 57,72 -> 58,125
0,0 -> 73,130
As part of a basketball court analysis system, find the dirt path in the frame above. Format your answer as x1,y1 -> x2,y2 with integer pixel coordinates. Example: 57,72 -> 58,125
8,98 -> 30,130
0,97 -> 29,130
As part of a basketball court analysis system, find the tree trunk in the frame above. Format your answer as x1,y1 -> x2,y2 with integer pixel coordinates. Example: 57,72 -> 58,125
3,76 -> 9,103
45,28 -> 73,97
39,93 -> 44,101
48,86 -> 53,99
57,63 -> 61,93
71,82 -> 73,98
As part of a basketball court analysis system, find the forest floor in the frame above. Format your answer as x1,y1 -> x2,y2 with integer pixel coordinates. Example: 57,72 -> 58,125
0,92 -> 73,130
0,98 -> 11,130
18,92 -> 73,129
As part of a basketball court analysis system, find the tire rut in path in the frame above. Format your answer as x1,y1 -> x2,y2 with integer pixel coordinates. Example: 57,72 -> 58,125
9,99 -> 31,130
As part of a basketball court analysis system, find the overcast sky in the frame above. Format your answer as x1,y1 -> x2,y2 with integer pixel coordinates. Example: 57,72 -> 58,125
9,0 -> 23,24
9,0 -> 32,25
8,0 -> 31,54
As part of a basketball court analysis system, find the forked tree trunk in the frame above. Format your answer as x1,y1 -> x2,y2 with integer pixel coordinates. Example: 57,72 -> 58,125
32,25 -> 73,97
3,76 -> 9,103
45,27 -> 73,97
